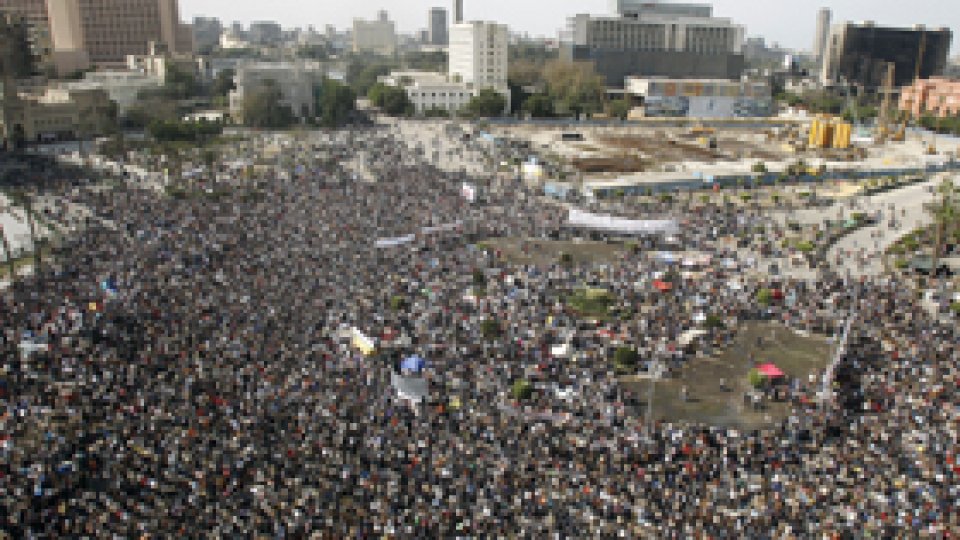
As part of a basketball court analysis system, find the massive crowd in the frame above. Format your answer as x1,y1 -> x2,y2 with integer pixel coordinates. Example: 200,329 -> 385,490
0,124 -> 957,537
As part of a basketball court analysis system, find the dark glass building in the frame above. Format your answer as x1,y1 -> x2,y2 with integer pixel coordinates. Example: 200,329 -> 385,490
822,22 -> 952,90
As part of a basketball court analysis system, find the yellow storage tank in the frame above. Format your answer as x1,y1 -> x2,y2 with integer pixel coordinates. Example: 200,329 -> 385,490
819,122 -> 834,149
808,120 -> 822,148
832,122 -> 851,149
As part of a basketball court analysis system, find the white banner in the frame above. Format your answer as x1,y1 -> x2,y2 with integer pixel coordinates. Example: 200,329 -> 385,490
566,209 -> 680,236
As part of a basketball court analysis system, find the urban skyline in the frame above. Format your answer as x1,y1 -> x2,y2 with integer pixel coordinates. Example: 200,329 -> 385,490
183,0 -> 959,54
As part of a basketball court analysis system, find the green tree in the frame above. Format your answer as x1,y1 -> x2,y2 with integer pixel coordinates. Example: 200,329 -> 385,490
748,368 -> 765,388
481,319 -> 501,340
346,57 -> 399,96
543,60 -> 605,117
316,79 -> 357,128
162,63 -> 200,99
752,162 -> 767,174
472,269 -> 486,287
606,98 -> 632,120
390,295 -> 408,311
704,314 -> 724,329
756,288 -> 773,307
613,347 -> 639,370
367,83 -> 413,116
522,94 -> 554,118
511,380 -> 533,401
929,177 -> 960,267
9,124 -> 25,151
212,68 -> 236,97
465,89 -> 507,117
243,79 -> 295,128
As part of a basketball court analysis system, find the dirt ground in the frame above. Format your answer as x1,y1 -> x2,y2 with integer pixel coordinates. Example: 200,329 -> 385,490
485,238 -> 627,266
622,322 -> 832,429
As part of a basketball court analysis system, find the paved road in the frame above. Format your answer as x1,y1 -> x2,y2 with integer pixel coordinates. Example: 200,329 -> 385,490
769,175 -> 957,277
826,177 -> 955,276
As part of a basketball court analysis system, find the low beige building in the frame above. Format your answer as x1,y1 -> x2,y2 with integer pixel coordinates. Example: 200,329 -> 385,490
1,84 -> 113,142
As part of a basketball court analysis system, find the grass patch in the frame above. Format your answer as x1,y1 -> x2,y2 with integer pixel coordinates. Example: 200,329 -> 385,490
567,288 -> 614,318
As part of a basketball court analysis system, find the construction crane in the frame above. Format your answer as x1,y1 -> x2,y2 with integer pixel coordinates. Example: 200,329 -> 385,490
876,63 -> 896,142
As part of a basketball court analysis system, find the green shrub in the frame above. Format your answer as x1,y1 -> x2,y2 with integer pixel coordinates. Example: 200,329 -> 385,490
757,288 -> 773,306
795,240 -> 815,253
559,252 -> 574,266
568,288 -> 614,318
472,269 -> 486,287
748,368 -> 765,388
613,347 -> 639,371
704,314 -> 724,329
390,295 -> 408,311
481,319 -> 501,340
951,302 -> 960,316
894,258 -> 909,270
511,380 -> 533,400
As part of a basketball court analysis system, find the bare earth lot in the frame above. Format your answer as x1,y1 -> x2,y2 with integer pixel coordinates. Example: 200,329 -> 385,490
623,321 -> 832,429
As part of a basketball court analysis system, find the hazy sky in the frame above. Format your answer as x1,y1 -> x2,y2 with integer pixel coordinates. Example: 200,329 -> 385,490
183,0 -> 959,54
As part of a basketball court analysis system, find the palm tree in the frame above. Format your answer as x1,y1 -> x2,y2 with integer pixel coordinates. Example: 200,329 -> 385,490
929,178 -> 959,270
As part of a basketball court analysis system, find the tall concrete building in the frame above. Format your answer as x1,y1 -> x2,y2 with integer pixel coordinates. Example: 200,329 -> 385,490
813,8 -> 831,64
611,0 -> 712,18
563,2 -> 745,87
449,20 -> 507,89
429,7 -> 448,46
352,10 -> 397,55
449,20 -> 509,110
192,16 -> 223,52
44,0 -> 192,70
821,22 -> 952,89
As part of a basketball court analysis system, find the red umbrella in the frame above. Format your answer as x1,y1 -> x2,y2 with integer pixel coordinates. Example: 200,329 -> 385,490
653,280 -> 672,292
757,363 -> 786,378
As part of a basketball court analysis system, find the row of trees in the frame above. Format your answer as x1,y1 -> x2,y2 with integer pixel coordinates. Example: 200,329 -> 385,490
147,120 -> 223,142
242,78 -> 357,129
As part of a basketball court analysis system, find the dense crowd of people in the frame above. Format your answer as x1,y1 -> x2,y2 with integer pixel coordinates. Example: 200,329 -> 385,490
0,124 -> 957,537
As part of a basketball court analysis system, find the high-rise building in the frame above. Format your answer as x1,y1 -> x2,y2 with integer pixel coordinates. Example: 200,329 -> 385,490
449,20 -> 508,110
429,7 -> 448,46
192,16 -> 223,52
45,0 -> 192,70
813,8 -> 831,64
610,0 -> 712,18
562,3 -> 745,87
453,0 -> 463,24
352,11 -> 397,55
248,21 -> 281,45
821,21 -> 952,89
450,20 -> 507,88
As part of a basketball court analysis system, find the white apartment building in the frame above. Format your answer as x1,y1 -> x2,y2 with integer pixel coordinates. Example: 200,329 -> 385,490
379,71 -> 473,115
448,20 -> 509,111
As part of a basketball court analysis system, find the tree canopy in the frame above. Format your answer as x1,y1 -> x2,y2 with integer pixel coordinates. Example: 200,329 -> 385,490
367,83 -> 413,116
211,68 -> 236,97
316,79 -> 357,128
465,89 -> 507,117
522,94 -> 554,118
543,60 -> 605,117
243,80 -> 295,128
